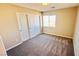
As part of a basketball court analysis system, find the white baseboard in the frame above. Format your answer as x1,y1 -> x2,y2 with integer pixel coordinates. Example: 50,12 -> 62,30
6,41 -> 23,51
6,33 -> 42,51
43,33 -> 73,39
59,35 -> 73,39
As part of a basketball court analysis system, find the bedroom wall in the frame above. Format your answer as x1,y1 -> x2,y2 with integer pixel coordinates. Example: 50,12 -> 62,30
43,7 -> 77,38
73,6 -> 79,56
0,4 -> 41,50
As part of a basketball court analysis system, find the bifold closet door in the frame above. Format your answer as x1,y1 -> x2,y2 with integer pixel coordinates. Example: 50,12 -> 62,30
28,14 -> 40,38
17,13 -> 29,41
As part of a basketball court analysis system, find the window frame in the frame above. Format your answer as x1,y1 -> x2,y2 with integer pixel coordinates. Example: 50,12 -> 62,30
43,15 -> 57,27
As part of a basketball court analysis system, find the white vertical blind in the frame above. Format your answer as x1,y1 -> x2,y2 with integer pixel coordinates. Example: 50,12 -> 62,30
43,16 -> 49,27
49,15 -> 56,27
43,15 -> 56,27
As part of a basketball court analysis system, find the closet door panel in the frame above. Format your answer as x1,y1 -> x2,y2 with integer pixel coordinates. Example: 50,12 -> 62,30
17,13 -> 29,41
34,15 -> 40,35
28,14 -> 40,38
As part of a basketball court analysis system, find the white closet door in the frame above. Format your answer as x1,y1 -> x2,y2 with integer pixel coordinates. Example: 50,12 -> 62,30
17,13 -> 29,41
28,14 -> 40,38
34,15 -> 40,35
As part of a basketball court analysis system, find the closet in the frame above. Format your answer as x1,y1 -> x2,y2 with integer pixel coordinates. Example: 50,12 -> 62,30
17,13 -> 41,42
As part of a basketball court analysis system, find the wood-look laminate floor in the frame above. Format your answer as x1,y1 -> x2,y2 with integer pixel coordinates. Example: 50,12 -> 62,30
7,34 -> 74,56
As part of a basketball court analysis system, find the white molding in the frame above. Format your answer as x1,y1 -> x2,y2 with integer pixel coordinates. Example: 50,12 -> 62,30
43,33 -> 73,39
6,41 -> 23,51
6,34 -> 41,51
59,35 -> 73,39
6,33 -> 72,51
6,33 -> 41,51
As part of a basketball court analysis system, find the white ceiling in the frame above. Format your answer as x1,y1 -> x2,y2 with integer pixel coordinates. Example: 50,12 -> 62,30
14,3 -> 79,12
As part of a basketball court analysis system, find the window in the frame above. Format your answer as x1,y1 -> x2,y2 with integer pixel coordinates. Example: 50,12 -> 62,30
43,15 -> 56,27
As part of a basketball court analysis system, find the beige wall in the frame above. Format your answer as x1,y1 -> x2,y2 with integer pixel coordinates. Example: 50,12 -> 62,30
0,4 -> 41,50
73,6 -> 79,56
0,4 -> 77,51
43,7 -> 77,38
